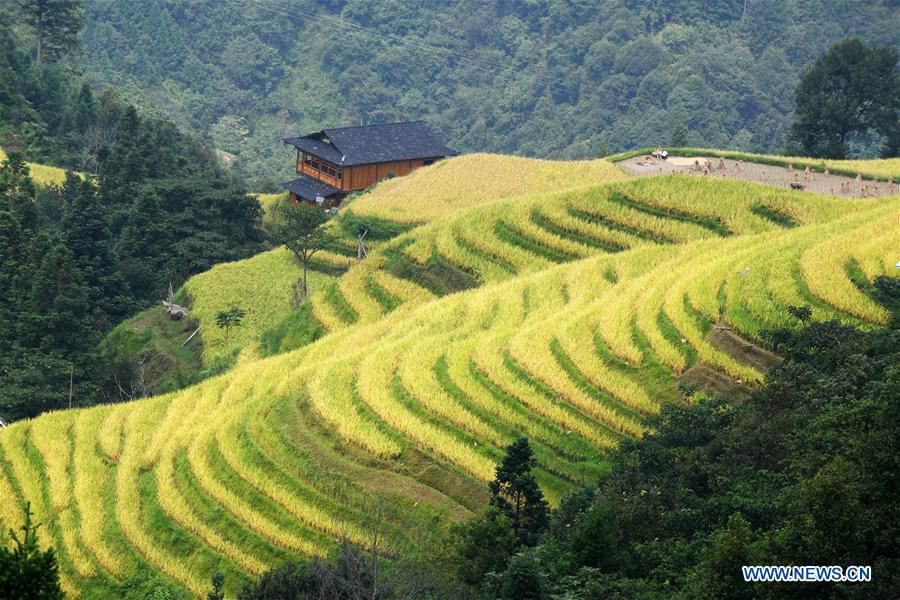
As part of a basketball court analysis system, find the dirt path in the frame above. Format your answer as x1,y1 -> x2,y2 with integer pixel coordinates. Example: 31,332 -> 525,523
679,322 -> 783,403
618,155 -> 898,199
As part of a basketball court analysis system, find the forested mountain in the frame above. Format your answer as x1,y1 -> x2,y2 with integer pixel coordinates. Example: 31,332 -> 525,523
1,9 -> 264,421
79,0 -> 898,186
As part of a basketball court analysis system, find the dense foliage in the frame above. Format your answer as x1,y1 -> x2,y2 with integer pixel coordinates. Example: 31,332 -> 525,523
0,11 -> 264,421
0,503 -> 64,600
78,0 -> 898,186
788,38 -> 900,159
0,24 -> 98,169
449,284 -> 900,599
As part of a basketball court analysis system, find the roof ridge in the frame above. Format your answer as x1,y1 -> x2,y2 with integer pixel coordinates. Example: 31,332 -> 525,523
321,120 -> 427,134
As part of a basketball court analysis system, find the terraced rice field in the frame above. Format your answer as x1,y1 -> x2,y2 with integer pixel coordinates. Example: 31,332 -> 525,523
347,153 -> 628,223
1,156 -> 898,597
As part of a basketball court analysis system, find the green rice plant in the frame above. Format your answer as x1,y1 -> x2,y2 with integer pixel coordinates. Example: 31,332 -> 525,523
799,204 -> 897,324
397,338 -> 502,442
184,247 -> 335,363
471,339 -> 618,451
97,406 -> 127,462
211,376 -> 369,544
114,399 -> 207,596
307,361 -> 402,458
30,412 -> 97,579
72,408 -> 126,578
356,347 -> 496,481
0,466 -> 21,544
0,426 -> 57,566
186,421 -> 322,558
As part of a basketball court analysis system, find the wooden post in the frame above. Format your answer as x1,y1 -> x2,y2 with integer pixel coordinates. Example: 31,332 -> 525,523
357,229 -> 368,261
68,366 -> 74,409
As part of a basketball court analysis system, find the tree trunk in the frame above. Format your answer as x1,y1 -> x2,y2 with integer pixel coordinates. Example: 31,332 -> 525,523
302,258 -> 309,298
36,13 -> 44,65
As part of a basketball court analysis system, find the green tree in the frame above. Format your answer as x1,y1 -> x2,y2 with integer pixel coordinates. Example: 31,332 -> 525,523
788,38 -> 900,159
0,151 -> 38,228
274,202 -> 335,302
489,437 -> 548,547
0,502 -> 64,599
670,124 -> 688,147
61,173 -> 134,326
499,551 -> 548,600
452,507 -> 519,587
215,307 -> 246,346
206,572 -> 225,600
16,0 -> 84,64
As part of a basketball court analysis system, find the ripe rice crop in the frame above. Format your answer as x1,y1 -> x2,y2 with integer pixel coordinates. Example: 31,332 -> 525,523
348,153 -> 629,223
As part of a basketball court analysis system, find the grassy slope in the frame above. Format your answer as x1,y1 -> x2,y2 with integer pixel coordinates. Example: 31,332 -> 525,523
183,246 -> 334,364
101,303 -> 204,397
1,150 -> 898,598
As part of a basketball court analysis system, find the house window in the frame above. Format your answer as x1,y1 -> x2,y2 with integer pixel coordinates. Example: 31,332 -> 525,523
423,159 -> 435,166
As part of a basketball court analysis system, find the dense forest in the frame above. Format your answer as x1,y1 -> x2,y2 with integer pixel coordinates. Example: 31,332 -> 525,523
0,6 -> 264,421
78,0 -> 899,186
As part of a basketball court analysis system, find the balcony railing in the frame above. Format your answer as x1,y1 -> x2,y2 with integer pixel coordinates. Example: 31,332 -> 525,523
298,162 -> 342,189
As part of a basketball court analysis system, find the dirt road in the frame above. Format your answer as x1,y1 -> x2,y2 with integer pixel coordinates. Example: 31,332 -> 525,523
617,155 -> 898,199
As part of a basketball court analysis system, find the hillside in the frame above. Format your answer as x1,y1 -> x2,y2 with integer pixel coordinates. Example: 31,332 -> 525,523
77,0 -> 899,185
1,151 -> 897,597
347,153 -> 628,223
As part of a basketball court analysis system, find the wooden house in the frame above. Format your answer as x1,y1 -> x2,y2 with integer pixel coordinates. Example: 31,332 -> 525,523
281,121 -> 457,207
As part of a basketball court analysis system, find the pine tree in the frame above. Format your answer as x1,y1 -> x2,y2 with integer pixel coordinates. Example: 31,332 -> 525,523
670,124 -> 688,147
61,173 -> 134,326
72,82 -> 96,133
489,437 -> 549,547
101,105 -> 148,198
16,0 -> 84,65
12,235 -> 100,417
116,186 -> 173,299
0,211 -> 26,339
0,502 -> 64,599
0,151 -> 38,228
206,572 -> 225,600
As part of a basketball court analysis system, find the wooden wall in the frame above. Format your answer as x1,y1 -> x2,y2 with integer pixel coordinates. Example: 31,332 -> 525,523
293,151 -> 446,195
344,157 -> 440,191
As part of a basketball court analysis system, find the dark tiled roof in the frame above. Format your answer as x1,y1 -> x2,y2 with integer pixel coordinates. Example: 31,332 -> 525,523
283,121 -> 457,166
281,175 -> 342,200
282,136 -> 345,165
